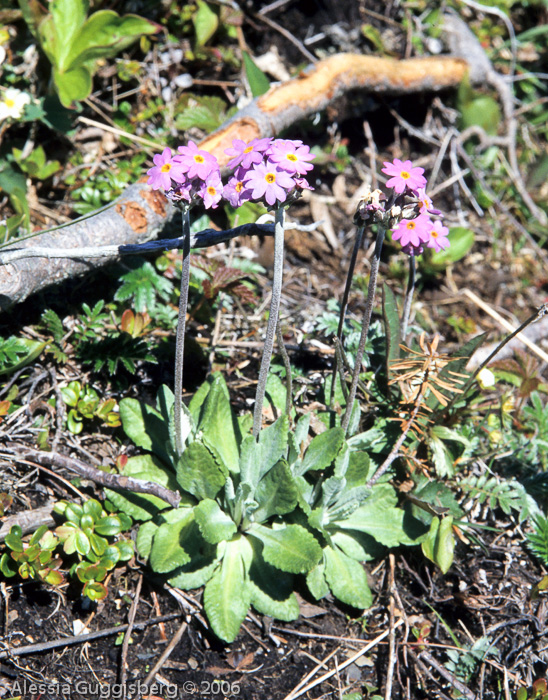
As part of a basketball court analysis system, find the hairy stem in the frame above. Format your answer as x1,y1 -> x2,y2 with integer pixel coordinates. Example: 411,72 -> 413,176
329,225 -> 365,407
276,317 -> 293,418
401,254 -> 416,341
253,206 -> 285,438
174,207 -> 191,455
341,226 -> 385,434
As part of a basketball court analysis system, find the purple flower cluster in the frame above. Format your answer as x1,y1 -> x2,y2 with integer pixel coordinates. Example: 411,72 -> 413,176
146,138 -> 315,210
146,142 -> 224,210
224,137 -> 314,207
380,159 -> 449,255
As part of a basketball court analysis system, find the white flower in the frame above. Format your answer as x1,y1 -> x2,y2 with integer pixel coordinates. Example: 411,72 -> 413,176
477,367 -> 496,389
0,88 -> 31,121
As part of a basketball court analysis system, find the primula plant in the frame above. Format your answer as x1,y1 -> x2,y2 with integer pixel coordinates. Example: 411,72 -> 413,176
85,139 -> 471,643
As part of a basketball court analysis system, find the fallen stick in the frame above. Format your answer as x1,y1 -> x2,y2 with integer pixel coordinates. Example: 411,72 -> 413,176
0,51 -> 470,312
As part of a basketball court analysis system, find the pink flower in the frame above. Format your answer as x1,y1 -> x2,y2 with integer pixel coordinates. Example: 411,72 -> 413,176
224,168 -> 252,207
382,158 -> 427,194
426,220 -> 450,252
244,161 -> 295,206
391,214 -> 432,250
225,137 -> 273,170
267,139 -> 315,175
199,171 -> 224,209
416,188 -> 440,215
294,177 -> 314,191
174,141 -> 218,180
146,148 -> 187,190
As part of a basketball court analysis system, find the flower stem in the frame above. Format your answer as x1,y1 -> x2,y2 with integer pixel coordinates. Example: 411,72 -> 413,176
329,225 -> 365,407
401,254 -> 416,341
276,316 -> 293,418
173,207 -> 191,456
253,206 -> 285,439
341,226 -> 385,434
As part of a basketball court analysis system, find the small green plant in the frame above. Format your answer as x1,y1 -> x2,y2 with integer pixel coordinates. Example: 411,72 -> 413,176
18,0 -> 159,108
0,500 -> 133,601
445,635 -> 499,686
0,525 -> 64,586
108,375 -> 429,642
60,380 -> 121,433
53,498 -> 134,600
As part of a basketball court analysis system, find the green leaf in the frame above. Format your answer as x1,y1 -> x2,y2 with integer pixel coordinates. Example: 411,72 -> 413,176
248,538 -> 299,621
330,530 -> 385,562
306,561 -> 330,600
66,10 -> 158,69
337,484 -> 422,547
168,524 -> 221,590
252,460 -> 298,523
296,427 -> 345,477
176,441 -> 226,500
48,0 -> 89,70
135,521 -> 158,559
105,455 -> 181,521
53,65 -> 92,107
242,51 -> 270,97
258,414 -> 289,480
149,509 -> 194,573
194,499 -> 237,544
324,546 -> 372,608
94,515 -> 122,537
249,523 -> 322,574
239,434 -> 264,489
192,0 -> 218,47
119,397 -> 171,466
459,95 -> 501,135
421,516 -> 455,574
74,530 -> 91,556
345,450 -> 374,487
199,374 -> 240,474
203,537 -> 250,642
115,260 -> 173,312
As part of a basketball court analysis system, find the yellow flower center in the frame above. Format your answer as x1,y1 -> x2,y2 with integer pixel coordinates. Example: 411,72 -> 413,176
207,186 -> 216,195
265,173 -> 276,184
286,153 -> 297,162
235,182 -> 243,192
160,163 -> 172,173
400,171 -> 410,180
406,221 -> 416,230
244,146 -> 254,154
431,230 -> 439,238
5,98 -> 15,108
194,154 -> 205,164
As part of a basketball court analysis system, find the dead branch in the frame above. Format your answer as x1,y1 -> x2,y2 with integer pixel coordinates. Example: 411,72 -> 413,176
0,51 -> 471,312
9,446 -> 181,508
